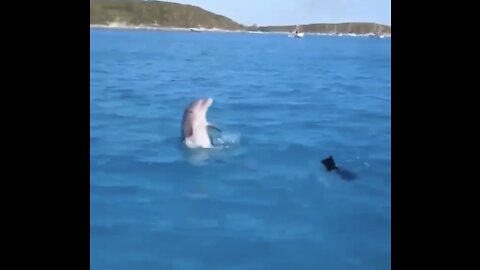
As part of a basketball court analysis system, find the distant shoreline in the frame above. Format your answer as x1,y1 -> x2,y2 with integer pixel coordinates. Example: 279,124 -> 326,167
91,1 -> 390,37
90,24 -> 391,38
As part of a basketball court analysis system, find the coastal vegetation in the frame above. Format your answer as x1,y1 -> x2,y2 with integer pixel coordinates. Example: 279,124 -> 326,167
90,0 -> 391,34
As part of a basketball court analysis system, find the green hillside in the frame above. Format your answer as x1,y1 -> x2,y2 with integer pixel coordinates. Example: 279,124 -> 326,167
90,0 -> 391,34
90,0 -> 244,30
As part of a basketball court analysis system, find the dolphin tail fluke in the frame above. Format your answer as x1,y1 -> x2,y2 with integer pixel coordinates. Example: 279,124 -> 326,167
321,156 -> 338,171
321,155 -> 357,181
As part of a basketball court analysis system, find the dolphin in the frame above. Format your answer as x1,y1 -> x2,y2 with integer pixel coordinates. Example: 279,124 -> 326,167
181,98 -> 221,149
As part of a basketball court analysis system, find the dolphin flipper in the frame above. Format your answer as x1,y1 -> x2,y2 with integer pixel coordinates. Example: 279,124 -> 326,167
207,123 -> 222,133
206,123 -> 222,147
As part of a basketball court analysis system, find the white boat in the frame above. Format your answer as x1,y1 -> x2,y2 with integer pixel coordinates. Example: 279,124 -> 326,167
190,25 -> 206,32
289,25 -> 304,38
294,32 -> 304,37
373,24 -> 389,39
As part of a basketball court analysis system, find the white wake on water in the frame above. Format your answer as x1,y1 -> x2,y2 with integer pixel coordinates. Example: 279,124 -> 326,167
211,132 -> 241,148
183,132 -> 243,165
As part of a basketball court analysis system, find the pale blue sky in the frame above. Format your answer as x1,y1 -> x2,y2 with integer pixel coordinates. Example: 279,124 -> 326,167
171,0 -> 391,26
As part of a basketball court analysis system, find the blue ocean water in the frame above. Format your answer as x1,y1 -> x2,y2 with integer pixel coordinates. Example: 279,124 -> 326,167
90,29 -> 391,270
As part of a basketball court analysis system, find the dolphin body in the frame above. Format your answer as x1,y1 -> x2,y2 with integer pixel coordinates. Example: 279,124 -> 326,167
181,98 -> 221,149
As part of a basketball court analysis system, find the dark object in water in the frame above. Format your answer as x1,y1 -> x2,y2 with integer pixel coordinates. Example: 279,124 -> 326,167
321,156 -> 338,171
321,156 -> 356,181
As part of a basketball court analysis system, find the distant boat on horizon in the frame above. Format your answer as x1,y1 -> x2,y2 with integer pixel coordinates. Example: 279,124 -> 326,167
190,25 -> 206,32
289,25 -> 304,38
